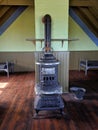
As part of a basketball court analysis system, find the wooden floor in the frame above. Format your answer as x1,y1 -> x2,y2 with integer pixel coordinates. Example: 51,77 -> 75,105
0,71 -> 98,130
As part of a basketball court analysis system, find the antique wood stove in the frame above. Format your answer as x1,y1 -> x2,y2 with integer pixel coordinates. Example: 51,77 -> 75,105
34,14 -> 64,117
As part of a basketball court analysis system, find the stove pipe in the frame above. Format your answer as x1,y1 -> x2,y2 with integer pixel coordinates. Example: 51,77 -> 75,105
42,14 -> 52,52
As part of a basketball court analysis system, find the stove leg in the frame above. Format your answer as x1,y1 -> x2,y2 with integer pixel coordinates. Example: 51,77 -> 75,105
60,109 -> 63,115
35,109 -> 39,115
60,109 -> 70,119
33,109 -> 39,117
33,109 -> 39,119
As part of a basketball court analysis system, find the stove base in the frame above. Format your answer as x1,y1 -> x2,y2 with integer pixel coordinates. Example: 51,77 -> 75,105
33,110 -> 68,119
34,94 -> 64,114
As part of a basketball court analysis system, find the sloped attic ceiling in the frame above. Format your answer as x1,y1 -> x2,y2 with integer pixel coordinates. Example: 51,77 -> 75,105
0,6 -> 28,35
69,0 -> 98,45
70,0 -> 98,37
0,0 -> 98,40
0,0 -> 33,35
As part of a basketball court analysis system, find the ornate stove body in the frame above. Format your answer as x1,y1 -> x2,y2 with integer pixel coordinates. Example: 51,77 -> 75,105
34,14 -> 64,115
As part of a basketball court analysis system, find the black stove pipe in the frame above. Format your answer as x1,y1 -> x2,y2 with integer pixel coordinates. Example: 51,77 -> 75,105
42,14 -> 51,52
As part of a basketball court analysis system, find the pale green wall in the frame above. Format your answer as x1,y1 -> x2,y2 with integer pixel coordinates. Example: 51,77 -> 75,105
0,5 -> 98,52
34,0 -> 69,51
68,17 -> 98,51
0,7 -> 35,52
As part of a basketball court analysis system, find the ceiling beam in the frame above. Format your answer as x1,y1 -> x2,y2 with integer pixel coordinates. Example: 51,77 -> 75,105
0,6 -> 10,18
0,0 -> 33,6
69,0 -> 98,7
78,8 -> 98,36
0,0 -> 7,5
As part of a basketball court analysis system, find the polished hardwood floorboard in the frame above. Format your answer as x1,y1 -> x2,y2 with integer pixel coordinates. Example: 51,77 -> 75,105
0,71 -> 98,130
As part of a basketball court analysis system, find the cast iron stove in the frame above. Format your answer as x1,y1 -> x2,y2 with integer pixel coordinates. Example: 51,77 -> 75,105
34,14 -> 65,118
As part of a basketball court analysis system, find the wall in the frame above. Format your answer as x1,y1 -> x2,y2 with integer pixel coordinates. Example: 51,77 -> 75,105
0,52 -> 35,72
0,7 -> 35,72
1,51 -> 98,73
68,17 -> 98,51
68,16 -> 98,70
0,4 -> 98,74
69,51 -> 98,70
34,0 -> 69,51
0,7 -> 35,52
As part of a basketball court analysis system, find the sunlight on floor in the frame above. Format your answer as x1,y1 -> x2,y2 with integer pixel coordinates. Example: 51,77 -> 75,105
0,90 -> 3,95
0,82 -> 8,88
